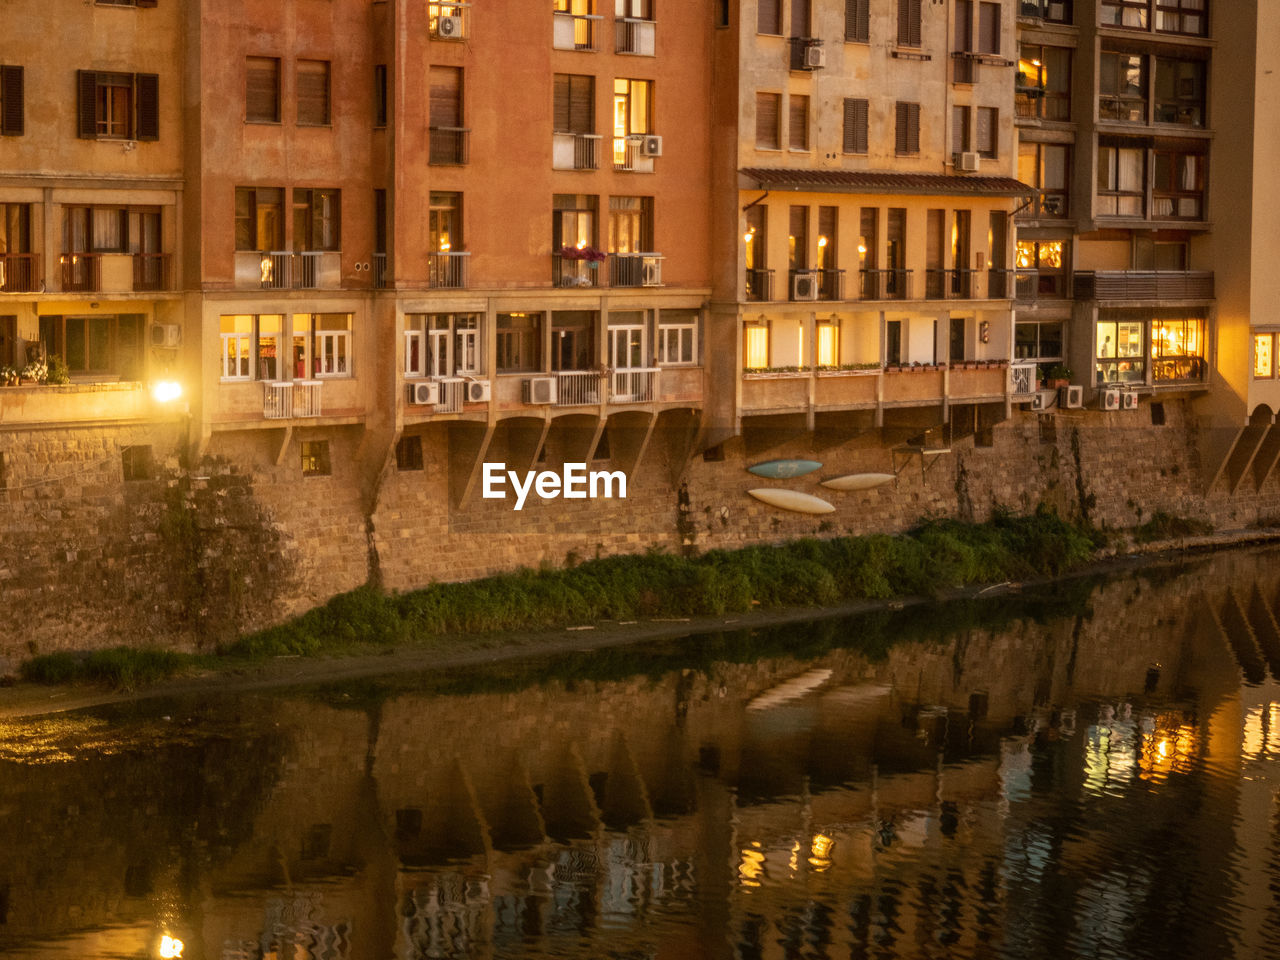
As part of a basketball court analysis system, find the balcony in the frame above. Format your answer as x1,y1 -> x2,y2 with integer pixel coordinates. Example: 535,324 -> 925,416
240,251 -> 336,290
615,17 -> 656,55
428,251 -> 469,289
0,382 -> 152,427
554,370 -> 604,406
610,253 -> 662,287
814,368 -> 879,409
434,376 -> 466,414
263,380 -> 323,420
553,10 -> 601,50
552,132 -> 601,170
860,269 -> 911,300
132,253 -> 170,292
818,269 -> 845,301
924,269 -> 976,299
428,126 -> 470,165
987,269 -> 1013,299
614,136 -> 655,173
883,366 -> 944,404
0,253 -> 40,293
741,370 -> 809,415
609,367 -> 658,403
60,254 -> 101,292
949,363 -> 1013,401
1015,269 -> 1069,301
1153,356 -> 1207,384
746,268 -> 774,302
1073,270 -> 1214,301
555,254 -> 603,288
373,252 -> 389,289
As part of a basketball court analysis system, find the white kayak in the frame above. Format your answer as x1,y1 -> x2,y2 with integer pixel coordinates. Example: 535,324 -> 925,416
747,488 -> 836,515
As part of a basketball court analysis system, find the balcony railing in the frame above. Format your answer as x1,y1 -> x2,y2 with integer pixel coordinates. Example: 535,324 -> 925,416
294,251 -> 320,289
0,253 -> 40,293
373,252 -> 389,289
615,137 -> 643,172
746,268 -> 774,302
259,251 -> 292,290
616,17 -> 656,55
1016,269 -> 1070,301
429,251 -> 469,289
434,377 -> 466,414
1019,0 -> 1071,22
554,370 -> 604,406
60,254 -> 101,292
257,251 -> 322,290
264,380 -> 323,419
1010,362 -> 1038,396
555,255 -> 603,288
818,269 -> 845,300
987,269 -> 1013,299
860,268 -> 911,300
132,253 -> 170,291
611,253 -> 663,287
552,132 -> 601,170
428,126 -> 470,165
1074,270 -> 1214,301
1153,356 -> 1207,383
552,10 -> 601,50
949,268 -> 976,299
610,367 -> 658,403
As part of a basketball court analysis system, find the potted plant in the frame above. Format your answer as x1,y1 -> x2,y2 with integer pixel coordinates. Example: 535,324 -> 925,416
1,366 -> 17,386
1045,363 -> 1072,388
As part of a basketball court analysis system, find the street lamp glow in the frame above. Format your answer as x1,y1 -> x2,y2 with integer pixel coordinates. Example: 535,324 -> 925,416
152,380 -> 183,403
159,935 -> 184,958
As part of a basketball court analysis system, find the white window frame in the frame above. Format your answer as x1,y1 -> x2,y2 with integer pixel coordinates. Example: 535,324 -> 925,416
609,324 -> 646,369
657,322 -> 697,365
220,330 -> 253,381
404,329 -> 426,377
314,329 -> 351,377
454,316 -> 480,375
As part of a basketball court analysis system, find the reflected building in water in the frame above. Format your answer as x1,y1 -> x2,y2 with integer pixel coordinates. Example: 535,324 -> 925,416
3,551 -> 1280,958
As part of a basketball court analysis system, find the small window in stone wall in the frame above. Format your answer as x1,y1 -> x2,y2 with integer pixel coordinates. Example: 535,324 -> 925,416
1150,401 -> 1166,426
301,440 -> 331,477
396,435 -> 423,471
121,445 -> 153,481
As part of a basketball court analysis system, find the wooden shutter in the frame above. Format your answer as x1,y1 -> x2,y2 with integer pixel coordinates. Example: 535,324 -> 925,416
429,66 -> 461,128
553,75 -> 570,132
1,66 -> 23,136
77,70 -> 98,139
895,102 -> 919,155
845,0 -> 869,41
978,2 -> 1000,54
570,75 -> 592,133
134,73 -> 159,140
842,98 -> 868,154
246,58 -> 279,122
788,95 -> 808,150
755,92 -> 779,149
757,0 -> 781,34
297,60 -> 330,125
791,0 -> 810,37
897,0 -> 921,46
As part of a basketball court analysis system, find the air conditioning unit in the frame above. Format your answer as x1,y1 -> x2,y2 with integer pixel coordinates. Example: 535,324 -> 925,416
436,14 -> 463,38
408,380 -> 439,406
522,376 -> 557,404
640,134 -> 663,157
150,323 -> 181,348
792,272 -> 818,301
1102,388 -> 1122,410
955,152 -> 981,173
465,378 -> 491,403
804,44 -> 826,69
1030,390 -> 1050,411
641,258 -> 662,286
1061,385 -> 1084,409
1047,2 -> 1065,19
1122,390 -> 1139,410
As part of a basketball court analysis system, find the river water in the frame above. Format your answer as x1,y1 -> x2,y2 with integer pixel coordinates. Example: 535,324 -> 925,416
4,548 -> 1280,959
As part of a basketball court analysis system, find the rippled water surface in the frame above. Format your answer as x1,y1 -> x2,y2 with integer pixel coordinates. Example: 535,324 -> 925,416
5,548 -> 1280,959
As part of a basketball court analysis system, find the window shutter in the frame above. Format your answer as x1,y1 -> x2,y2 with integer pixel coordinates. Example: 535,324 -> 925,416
569,75 -> 593,133
77,70 -> 98,139
898,0 -> 921,46
134,73 -> 159,140
553,75 -> 570,133
842,98 -> 868,154
907,102 -> 920,153
845,0 -> 869,41
979,2 -> 1000,54
788,95 -> 808,150
895,102 -> 908,154
755,92 -> 779,149
1,65 -> 23,136
757,0 -> 781,34
246,58 -> 279,122
297,60 -> 330,125
429,66 -> 461,128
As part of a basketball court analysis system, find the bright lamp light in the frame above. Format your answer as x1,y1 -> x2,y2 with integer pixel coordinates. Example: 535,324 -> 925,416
152,381 -> 183,403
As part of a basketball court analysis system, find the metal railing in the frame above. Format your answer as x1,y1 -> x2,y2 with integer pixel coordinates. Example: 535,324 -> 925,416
554,370 -> 604,406
428,126 -> 470,165
555,255 -> 603,288
610,252 -> 662,287
615,137 -> 643,171
259,251 -> 292,289
1153,356 -> 1207,383
924,268 -> 978,299
610,367 -> 658,403
293,251 -> 320,289
860,268 -> 910,300
429,251 -> 469,289
1010,362 -> 1038,396
949,268 -> 976,299
818,268 -> 845,300
616,17 -> 656,54
434,377 -> 465,414
373,252 -> 388,289
925,269 -> 947,300
987,269 -> 1013,299
132,253 -> 169,291
553,132 -> 601,170
60,254 -> 100,292
0,253 -> 40,293
263,381 -> 293,419
746,268 -> 774,302
553,11 -> 601,50
1074,270 -> 1214,301
295,380 -> 322,417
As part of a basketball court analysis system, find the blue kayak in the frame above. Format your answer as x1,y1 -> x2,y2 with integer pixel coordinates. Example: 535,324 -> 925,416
747,459 -> 823,479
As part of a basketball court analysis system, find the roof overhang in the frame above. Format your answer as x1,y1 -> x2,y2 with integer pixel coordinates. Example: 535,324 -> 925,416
739,167 -> 1037,198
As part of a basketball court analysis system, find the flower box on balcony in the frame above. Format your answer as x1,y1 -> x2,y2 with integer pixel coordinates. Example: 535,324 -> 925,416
742,366 -> 811,379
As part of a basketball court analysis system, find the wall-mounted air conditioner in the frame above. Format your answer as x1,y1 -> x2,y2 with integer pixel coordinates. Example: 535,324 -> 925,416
408,380 -> 439,406
465,379 -> 491,403
150,323 -> 181,348
955,151 -> 981,173
1102,388 -> 1122,410
1061,385 -> 1083,409
522,377 -> 557,404
436,15 -> 463,38
804,44 -> 826,69
792,272 -> 818,301
640,134 -> 663,157
1122,390 -> 1138,410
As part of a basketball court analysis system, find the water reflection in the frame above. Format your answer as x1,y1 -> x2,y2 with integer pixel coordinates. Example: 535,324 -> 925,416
4,550 -> 1280,958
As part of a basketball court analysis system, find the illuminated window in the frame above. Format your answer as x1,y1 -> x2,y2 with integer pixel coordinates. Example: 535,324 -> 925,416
427,1 -> 470,39
1098,144 -> 1145,217
220,315 -> 253,380
1099,52 -> 1147,123
1156,0 -> 1206,35
1096,320 -> 1145,384
744,324 -> 769,369
496,313 -> 542,373
1017,44 -> 1072,121
613,78 -> 652,166
1255,334 -> 1275,380
301,441 -> 331,477
816,321 -> 839,366
406,313 -> 480,377
313,313 -> 351,377
658,309 -> 699,365
1152,318 -> 1204,381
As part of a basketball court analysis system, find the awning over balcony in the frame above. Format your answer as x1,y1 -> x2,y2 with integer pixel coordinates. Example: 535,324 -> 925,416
739,168 -> 1037,197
